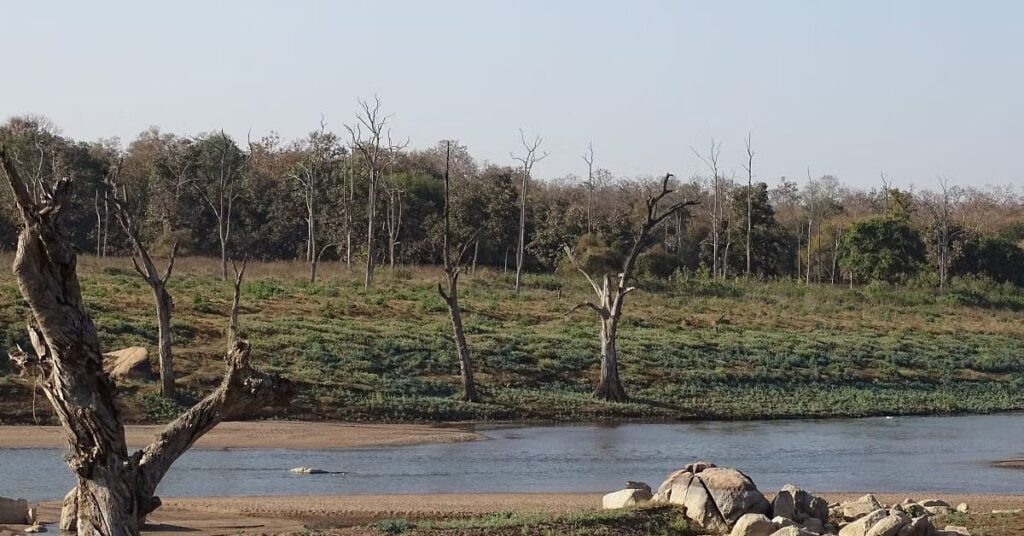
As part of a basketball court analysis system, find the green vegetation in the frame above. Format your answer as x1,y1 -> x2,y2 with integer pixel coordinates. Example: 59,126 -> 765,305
3,255 -> 1024,424
363,506 -> 699,535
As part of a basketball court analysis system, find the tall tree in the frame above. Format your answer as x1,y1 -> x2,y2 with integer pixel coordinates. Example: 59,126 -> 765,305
510,130 -> 547,293
742,133 -> 754,277
565,173 -> 698,401
192,131 -> 251,280
693,138 -> 723,279
437,141 -> 482,402
346,97 -> 404,288
1,147 -> 292,535
105,164 -> 180,398
582,141 -> 595,233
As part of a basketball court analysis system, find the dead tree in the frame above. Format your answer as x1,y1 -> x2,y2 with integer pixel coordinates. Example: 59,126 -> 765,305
437,142 -> 481,402
105,169 -> 180,398
1,147 -> 293,535
565,173 -> 698,401
346,97 -> 404,289
742,134 -> 754,278
510,130 -> 548,294
193,131 -> 252,280
692,139 -> 722,279
227,258 -> 247,348
384,182 -> 403,268
582,142 -> 595,233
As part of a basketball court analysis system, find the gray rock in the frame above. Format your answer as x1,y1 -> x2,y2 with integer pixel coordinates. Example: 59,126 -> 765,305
896,516 -> 934,536
103,347 -> 155,380
25,525 -> 47,533
843,495 -> 885,521
801,517 -> 824,533
940,526 -> 970,536
602,487 -> 653,509
839,509 -> 888,536
769,527 -> 818,536
0,496 -> 30,524
655,464 -> 770,533
773,487 -> 798,520
730,514 -> 778,536
626,480 -> 651,493
865,513 -> 910,536
955,503 -> 969,514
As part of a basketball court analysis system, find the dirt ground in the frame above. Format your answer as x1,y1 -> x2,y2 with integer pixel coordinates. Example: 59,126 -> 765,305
4,493 -> 1024,535
0,421 -> 482,449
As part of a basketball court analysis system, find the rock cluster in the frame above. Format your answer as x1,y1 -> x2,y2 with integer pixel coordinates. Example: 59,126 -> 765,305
601,463 -> 975,536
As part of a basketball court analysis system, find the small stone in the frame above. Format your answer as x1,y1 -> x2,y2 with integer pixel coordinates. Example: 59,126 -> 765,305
25,525 -> 47,533
941,526 -> 970,536
625,480 -> 651,493
955,503 -> 969,514
865,513 -> 910,536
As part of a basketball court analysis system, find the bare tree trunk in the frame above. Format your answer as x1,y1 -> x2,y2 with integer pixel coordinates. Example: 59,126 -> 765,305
228,259 -> 246,347
805,219 -> 812,285
511,130 -> 547,294
154,286 -> 175,397
94,191 -> 102,257
595,315 -> 626,402
743,134 -> 754,278
2,148 -> 292,535
365,177 -> 376,288
471,239 -> 479,275
515,172 -> 527,292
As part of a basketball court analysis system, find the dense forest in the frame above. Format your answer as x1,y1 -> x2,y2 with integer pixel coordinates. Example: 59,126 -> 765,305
1,112 -> 1023,289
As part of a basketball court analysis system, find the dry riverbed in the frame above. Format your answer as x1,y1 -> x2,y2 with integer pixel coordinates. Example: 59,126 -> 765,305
0,421 -> 483,449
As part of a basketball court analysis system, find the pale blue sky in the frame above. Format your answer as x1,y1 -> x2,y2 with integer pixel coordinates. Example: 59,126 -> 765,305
1,1 -> 1021,190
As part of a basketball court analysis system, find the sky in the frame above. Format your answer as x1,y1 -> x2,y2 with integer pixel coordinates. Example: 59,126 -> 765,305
1,0 -> 1022,190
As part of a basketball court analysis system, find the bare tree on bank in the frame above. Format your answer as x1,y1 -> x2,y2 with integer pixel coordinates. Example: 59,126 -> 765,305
582,141 -> 595,233
346,97 -> 404,288
692,138 -> 723,279
742,134 -> 755,278
437,141 -> 482,402
105,165 -> 180,398
565,173 -> 698,401
926,176 -> 957,291
511,130 -> 548,294
290,116 -> 340,283
384,181 -> 403,268
227,258 -> 247,348
1,147 -> 293,535
192,131 -> 251,280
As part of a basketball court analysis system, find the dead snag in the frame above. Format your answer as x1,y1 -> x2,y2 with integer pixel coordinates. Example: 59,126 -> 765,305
105,165 -> 178,397
564,173 -> 698,402
228,258 -> 247,348
2,147 -> 293,536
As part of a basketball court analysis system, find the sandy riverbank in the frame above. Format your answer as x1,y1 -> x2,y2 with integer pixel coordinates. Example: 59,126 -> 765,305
9,493 -> 1024,536
0,421 -> 483,449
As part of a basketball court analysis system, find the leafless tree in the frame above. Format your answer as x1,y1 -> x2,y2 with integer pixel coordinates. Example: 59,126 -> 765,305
346,97 -> 405,288
741,133 -> 755,278
924,176 -> 958,291
692,138 -> 723,279
511,129 -> 548,293
192,131 -> 252,280
105,163 -> 179,398
437,141 -> 482,402
582,141 -> 595,233
565,173 -> 698,401
384,181 -> 403,268
227,258 -> 247,348
290,116 -> 339,283
1,147 -> 293,535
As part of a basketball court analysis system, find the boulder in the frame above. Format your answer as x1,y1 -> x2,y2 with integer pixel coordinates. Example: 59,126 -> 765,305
772,486 -> 798,520
103,347 -> 155,380
773,484 -> 829,523
919,499 -> 950,508
602,487 -> 652,509
772,516 -> 798,528
626,480 -> 652,493
896,516 -> 934,536
769,527 -> 818,536
924,506 -> 951,516
865,512 -> 910,536
655,464 -> 770,533
730,514 -> 777,536
842,494 -> 884,520
801,517 -> 824,533
839,508 -> 888,536
940,527 -> 970,536
0,497 -> 30,524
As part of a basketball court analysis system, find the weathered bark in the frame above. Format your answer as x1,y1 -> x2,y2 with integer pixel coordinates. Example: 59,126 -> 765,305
565,174 -> 698,402
2,147 -> 293,535
228,259 -> 246,348
511,130 -> 547,294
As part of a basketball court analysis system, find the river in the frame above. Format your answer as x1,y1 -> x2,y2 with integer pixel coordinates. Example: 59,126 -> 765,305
2,413 -> 1023,501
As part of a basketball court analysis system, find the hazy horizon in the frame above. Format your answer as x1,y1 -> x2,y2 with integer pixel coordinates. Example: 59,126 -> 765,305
1,0 -> 1021,191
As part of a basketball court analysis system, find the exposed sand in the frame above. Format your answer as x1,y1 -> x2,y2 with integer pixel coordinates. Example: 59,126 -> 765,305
0,421 -> 483,449
8,493 -> 1024,535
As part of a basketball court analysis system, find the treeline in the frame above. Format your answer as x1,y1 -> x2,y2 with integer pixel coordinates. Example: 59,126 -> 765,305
2,113 -> 1023,288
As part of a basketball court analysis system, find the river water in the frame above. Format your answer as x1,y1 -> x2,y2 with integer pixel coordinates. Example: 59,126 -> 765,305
3,414 -> 1023,501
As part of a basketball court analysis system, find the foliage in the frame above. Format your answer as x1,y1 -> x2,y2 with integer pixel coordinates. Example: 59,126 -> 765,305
841,216 -> 926,283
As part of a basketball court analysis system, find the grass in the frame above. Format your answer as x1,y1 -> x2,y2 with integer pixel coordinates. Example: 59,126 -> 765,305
362,506 -> 700,535
2,254 -> 1024,424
